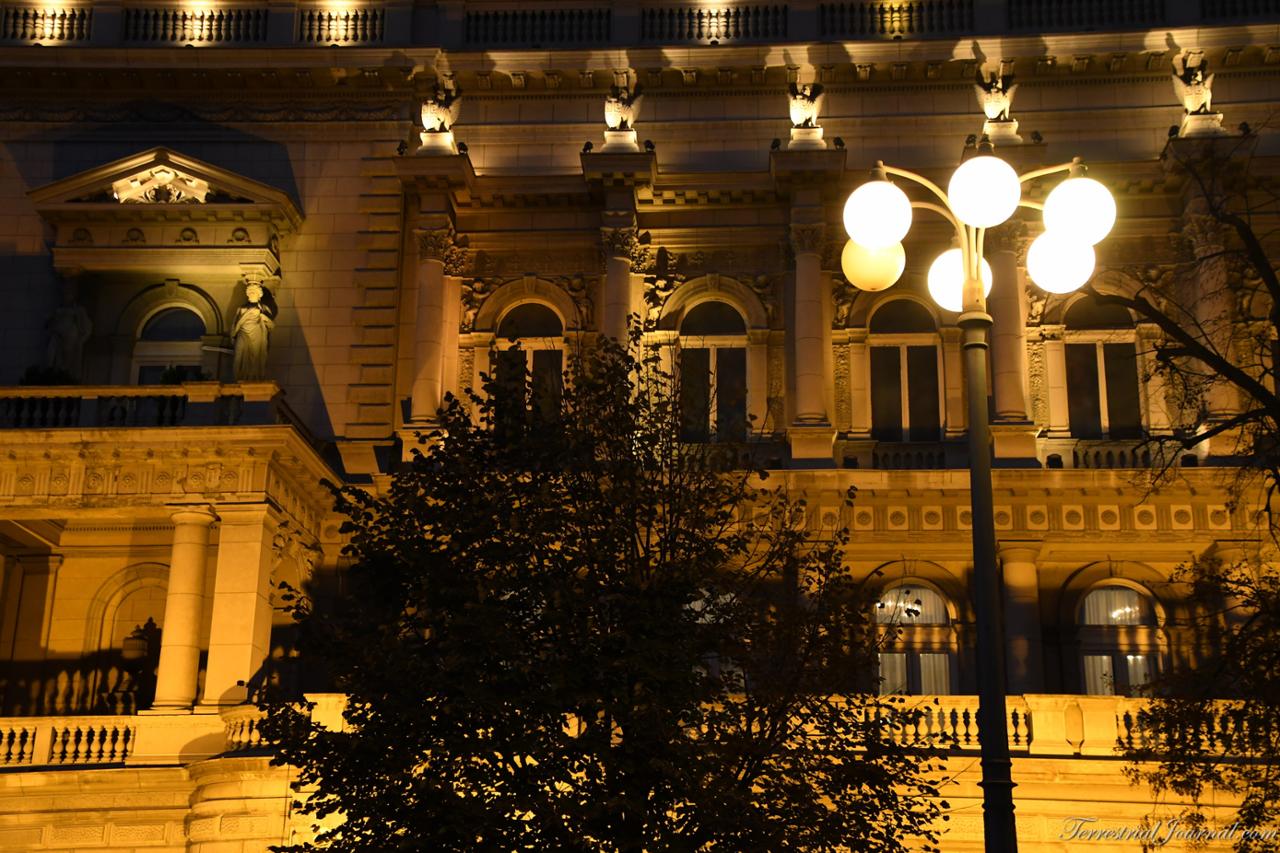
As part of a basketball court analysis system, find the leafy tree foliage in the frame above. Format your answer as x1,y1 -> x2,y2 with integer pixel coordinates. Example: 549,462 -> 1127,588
261,336 -> 947,852
1089,134 -> 1280,848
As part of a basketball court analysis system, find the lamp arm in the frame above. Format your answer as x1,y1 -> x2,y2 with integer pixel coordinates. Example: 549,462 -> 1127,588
1017,158 -> 1081,185
1017,200 -> 1046,211
909,200 -> 964,236
975,227 -> 986,280
882,164 -> 953,211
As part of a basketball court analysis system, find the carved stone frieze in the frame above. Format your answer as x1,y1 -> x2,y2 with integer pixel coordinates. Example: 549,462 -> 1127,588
416,227 -> 466,274
767,347 -> 785,430
1027,340 -> 1048,428
459,275 -> 595,331
833,345 -> 851,431
0,103 -> 406,124
460,278 -> 500,331
832,276 -> 857,329
600,226 -> 638,262
1025,289 -> 1048,326
1181,212 -> 1226,260
984,219 -> 1030,261
641,245 -> 784,326
789,223 -> 825,256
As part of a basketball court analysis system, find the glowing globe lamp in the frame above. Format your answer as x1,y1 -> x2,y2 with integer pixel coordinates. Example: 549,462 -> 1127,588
1043,176 -> 1116,246
947,155 -> 1021,228
926,248 -> 993,312
1027,232 -> 1096,294
843,180 -> 913,249
842,240 -> 906,292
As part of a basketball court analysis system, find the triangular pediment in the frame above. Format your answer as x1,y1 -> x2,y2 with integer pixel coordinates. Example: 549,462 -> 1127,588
30,147 -> 302,230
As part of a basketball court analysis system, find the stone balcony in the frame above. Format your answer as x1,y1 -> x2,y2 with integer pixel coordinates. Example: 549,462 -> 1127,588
0,694 -> 1217,770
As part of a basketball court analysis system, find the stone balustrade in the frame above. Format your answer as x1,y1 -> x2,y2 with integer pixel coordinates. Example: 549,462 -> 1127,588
0,694 -> 1234,769
0,0 -> 1268,48
0,381 -> 306,434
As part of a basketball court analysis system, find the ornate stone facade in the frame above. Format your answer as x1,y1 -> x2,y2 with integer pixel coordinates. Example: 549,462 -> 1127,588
0,7 -> 1276,851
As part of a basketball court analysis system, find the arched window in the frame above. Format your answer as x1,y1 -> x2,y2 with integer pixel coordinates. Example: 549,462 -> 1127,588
133,307 -> 208,384
494,303 -> 564,427
1064,297 -> 1143,440
679,300 -> 747,442
868,301 -> 942,443
1078,584 -> 1161,695
875,584 -> 952,695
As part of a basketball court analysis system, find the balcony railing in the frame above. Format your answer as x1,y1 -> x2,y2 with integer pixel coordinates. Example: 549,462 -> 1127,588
0,694 -> 1206,771
0,381 -> 306,434
0,0 -> 1267,47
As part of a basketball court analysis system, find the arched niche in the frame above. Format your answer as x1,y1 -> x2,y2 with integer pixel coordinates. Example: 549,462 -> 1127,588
658,275 -> 768,332
472,278 -> 581,334
1054,561 -> 1171,629
82,563 -> 168,656
845,288 -> 942,331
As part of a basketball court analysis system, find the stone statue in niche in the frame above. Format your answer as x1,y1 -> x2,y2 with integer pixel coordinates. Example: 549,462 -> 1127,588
232,281 -> 276,381
45,283 -> 92,378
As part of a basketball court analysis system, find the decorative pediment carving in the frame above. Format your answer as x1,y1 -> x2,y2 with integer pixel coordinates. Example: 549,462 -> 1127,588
31,147 -> 302,230
111,166 -> 210,204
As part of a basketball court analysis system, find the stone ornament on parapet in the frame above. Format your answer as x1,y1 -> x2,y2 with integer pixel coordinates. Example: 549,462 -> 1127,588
787,82 -> 826,150
1172,51 -> 1225,138
975,63 -> 1021,145
419,80 -> 462,154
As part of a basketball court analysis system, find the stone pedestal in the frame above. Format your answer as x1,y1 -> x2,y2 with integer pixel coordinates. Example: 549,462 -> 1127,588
983,118 -> 1022,144
1179,112 -> 1225,138
788,126 -> 825,150
150,506 -> 217,712
419,129 -> 458,154
601,128 -> 639,153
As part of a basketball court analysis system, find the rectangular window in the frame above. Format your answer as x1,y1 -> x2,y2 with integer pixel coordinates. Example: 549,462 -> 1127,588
878,653 -> 908,695
1066,343 -> 1103,439
918,653 -> 951,695
494,349 -> 528,438
1083,654 -> 1115,695
1103,343 -> 1143,439
906,346 -> 941,442
870,346 -> 903,442
715,347 -> 747,442
531,349 -> 563,421
680,348 -> 711,442
1125,654 -> 1153,693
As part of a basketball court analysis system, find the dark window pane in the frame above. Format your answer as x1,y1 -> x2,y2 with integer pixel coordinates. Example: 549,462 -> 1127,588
141,309 -> 205,341
1066,343 -> 1103,439
498,303 -> 563,340
494,349 -> 527,438
1103,343 -> 1143,439
906,346 -> 941,442
1065,297 -> 1132,330
870,347 -> 904,442
531,349 -> 563,421
680,348 -> 711,442
715,348 -> 747,441
681,301 -> 746,336
869,300 -> 935,334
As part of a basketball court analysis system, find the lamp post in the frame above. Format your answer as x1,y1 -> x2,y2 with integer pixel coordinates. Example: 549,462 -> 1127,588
841,139 -> 1116,853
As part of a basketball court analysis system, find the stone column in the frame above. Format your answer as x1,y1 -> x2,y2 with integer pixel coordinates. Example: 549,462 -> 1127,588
410,226 -> 455,423
848,329 -> 871,437
1000,545 -> 1045,694
791,223 -> 826,423
986,233 -> 1030,422
152,506 -> 217,711
199,505 -> 280,709
600,226 -> 637,343
788,222 -> 835,462
940,327 -> 966,437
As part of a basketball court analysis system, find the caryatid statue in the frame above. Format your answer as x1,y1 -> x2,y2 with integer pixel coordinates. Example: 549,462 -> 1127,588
45,283 -> 92,378
232,280 -> 276,381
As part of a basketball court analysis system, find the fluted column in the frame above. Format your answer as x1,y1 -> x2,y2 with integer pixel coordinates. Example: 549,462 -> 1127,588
410,225 -> 455,423
600,226 -> 637,342
1000,545 -> 1045,694
152,506 -> 217,711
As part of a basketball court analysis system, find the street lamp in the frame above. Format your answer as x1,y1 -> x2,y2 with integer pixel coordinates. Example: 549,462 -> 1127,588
841,140 -> 1115,853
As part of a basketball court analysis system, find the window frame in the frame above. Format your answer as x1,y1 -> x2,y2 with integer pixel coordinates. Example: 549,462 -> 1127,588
131,306 -> 208,384
874,583 -> 955,696
867,331 -> 945,443
1076,583 -> 1164,696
